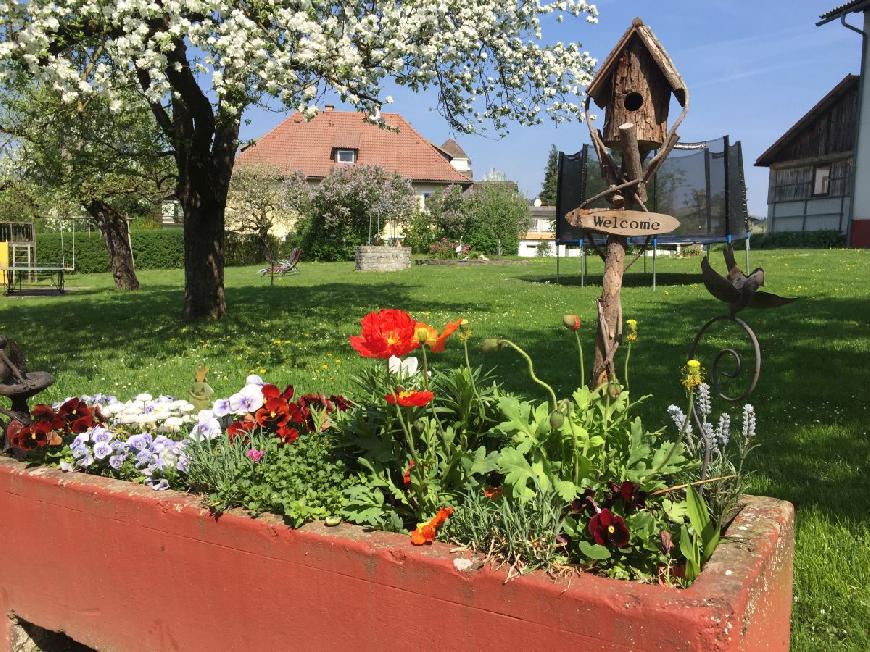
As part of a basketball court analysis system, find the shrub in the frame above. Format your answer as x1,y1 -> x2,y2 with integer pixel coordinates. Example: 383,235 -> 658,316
300,165 -> 416,261
36,228 -> 279,272
415,183 -> 529,256
737,230 -> 846,249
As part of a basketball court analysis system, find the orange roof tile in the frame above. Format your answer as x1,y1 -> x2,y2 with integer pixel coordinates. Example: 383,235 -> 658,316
237,111 -> 472,185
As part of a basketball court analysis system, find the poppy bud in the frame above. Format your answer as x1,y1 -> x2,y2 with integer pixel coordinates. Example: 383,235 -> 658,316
549,409 -> 565,429
562,314 -> 581,331
479,338 -> 501,353
608,382 -> 622,399
415,325 -> 432,344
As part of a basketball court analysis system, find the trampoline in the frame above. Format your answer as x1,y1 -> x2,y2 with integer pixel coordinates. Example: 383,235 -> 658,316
555,136 -> 750,287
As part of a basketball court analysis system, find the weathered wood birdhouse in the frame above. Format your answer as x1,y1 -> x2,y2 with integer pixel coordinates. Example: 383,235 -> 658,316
587,18 -> 686,152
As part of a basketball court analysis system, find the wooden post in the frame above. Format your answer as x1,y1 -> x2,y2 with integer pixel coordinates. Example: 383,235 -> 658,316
591,123 -> 647,387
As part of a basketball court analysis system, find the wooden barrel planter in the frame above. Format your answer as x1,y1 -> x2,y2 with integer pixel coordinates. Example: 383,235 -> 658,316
354,246 -> 411,272
0,458 -> 794,651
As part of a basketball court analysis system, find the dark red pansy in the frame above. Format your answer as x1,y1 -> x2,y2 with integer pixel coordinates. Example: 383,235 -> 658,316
276,426 -> 300,444
606,481 -> 646,511
588,509 -> 630,548
227,419 -> 256,442
571,488 -> 598,515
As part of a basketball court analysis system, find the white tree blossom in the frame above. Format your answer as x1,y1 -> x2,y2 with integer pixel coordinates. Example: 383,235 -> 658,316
0,0 -> 600,318
0,0 -> 598,131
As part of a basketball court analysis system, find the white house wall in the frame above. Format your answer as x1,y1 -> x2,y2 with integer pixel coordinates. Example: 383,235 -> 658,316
853,10 -> 870,225
768,196 -> 850,233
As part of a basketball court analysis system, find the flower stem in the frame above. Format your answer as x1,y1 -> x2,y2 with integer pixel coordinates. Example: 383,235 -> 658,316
653,388 -> 694,474
574,330 -> 585,388
420,345 -> 430,390
623,342 -> 632,394
499,339 -> 558,411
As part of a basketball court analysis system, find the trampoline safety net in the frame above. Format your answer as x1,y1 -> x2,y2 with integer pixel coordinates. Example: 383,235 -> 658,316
556,136 -> 748,244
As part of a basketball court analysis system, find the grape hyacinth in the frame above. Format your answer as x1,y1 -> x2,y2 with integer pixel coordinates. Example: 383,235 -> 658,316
696,383 -> 712,418
742,405 -> 756,440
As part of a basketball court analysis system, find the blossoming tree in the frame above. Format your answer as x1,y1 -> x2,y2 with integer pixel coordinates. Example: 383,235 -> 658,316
0,0 -> 598,319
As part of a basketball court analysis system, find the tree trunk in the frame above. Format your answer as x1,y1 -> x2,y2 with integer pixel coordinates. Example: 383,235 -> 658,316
592,236 -> 625,387
591,123 -> 646,388
178,156 -> 228,320
85,200 -> 139,291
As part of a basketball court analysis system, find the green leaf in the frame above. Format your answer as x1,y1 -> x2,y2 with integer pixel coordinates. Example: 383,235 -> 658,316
552,478 -> 577,502
496,446 -> 536,501
578,541 -> 611,560
679,524 -> 701,582
663,498 -> 689,524
468,446 -> 498,475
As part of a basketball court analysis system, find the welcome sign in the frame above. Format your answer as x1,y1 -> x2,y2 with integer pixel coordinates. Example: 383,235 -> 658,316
565,208 -> 680,237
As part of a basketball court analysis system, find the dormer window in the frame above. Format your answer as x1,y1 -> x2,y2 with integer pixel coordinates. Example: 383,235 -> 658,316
336,149 -> 357,164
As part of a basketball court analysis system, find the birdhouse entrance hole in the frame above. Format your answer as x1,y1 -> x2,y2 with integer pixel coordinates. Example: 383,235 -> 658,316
623,92 -> 644,112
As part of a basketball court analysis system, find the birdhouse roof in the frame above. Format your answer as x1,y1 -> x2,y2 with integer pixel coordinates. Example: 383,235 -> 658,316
586,18 -> 686,109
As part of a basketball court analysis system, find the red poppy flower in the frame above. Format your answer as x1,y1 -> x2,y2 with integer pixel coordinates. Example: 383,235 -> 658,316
483,486 -> 503,500
414,319 -> 462,353
402,459 -> 416,487
349,309 -> 419,359
276,425 -> 300,444
262,384 -> 294,401
227,419 -> 256,442
385,389 -> 434,408
606,481 -> 647,511
588,509 -> 630,548
255,398 -> 291,428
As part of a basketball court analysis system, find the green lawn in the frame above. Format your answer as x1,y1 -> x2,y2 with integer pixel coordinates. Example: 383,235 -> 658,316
2,249 -> 868,650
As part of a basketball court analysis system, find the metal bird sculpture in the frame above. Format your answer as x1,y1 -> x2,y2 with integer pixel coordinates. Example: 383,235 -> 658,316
700,246 -> 796,316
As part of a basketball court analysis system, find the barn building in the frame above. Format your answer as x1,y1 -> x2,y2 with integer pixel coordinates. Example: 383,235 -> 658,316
755,75 -> 858,236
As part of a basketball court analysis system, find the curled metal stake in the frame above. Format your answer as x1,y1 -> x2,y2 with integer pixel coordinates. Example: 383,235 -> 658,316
687,314 -> 761,402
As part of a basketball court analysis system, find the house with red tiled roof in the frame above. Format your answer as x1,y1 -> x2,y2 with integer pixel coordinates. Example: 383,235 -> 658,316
237,108 -> 473,210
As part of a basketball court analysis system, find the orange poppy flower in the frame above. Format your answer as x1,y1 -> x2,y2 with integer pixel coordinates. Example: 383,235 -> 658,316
385,389 -> 434,408
409,506 -> 454,546
414,318 -> 463,353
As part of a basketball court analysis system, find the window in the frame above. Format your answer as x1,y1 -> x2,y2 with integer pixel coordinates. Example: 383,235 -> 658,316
813,165 -> 831,196
336,149 -> 356,164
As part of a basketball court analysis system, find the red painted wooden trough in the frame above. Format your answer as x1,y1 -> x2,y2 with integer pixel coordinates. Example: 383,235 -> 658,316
0,458 -> 793,651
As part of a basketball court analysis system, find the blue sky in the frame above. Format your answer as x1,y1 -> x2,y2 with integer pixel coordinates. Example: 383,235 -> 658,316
239,1 -> 861,218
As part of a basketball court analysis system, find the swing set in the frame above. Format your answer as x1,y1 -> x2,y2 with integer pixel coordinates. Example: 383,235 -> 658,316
0,218 -> 95,295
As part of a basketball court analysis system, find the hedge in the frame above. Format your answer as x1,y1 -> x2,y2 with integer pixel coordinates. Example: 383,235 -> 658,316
736,230 -> 847,249
35,229 -> 286,272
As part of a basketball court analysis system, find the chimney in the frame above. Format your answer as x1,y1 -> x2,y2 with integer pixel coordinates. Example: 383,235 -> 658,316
325,105 -> 334,112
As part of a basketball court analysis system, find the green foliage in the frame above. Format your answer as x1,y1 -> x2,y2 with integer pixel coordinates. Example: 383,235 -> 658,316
444,487 -> 567,575
336,361 -> 503,529
185,431 -> 350,527
539,144 -> 558,206
409,183 -> 529,256
35,229 -> 286,271
738,230 -> 846,249
456,183 -> 529,255
679,486 -> 720,582
0,75 -> 172,224
299,165 -> 416,261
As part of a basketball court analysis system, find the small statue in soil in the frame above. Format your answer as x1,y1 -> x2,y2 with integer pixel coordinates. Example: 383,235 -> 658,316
189,365 -> 215,411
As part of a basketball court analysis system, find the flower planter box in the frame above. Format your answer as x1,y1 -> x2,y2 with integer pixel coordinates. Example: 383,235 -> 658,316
0,458 -> 793,651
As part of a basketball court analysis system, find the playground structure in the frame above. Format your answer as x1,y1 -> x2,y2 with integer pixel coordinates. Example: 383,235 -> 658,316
0,219 -> 91,294
555,136 -> 750,287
